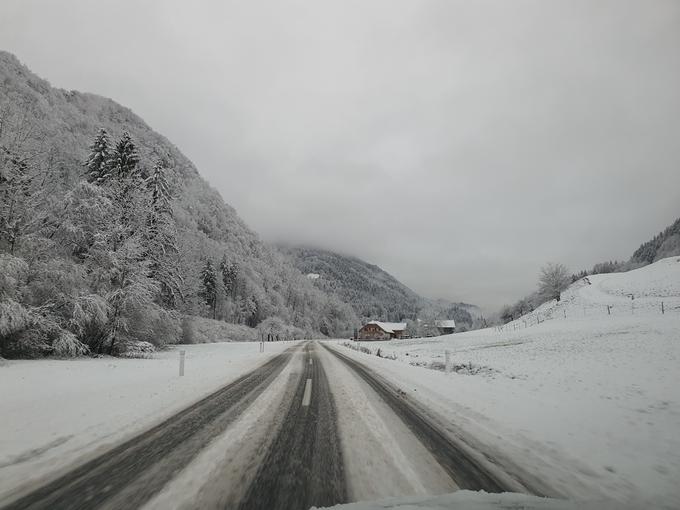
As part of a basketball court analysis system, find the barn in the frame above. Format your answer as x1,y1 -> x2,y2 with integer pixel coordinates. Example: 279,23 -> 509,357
357,321 -> 407,340
435,319 -> 456,335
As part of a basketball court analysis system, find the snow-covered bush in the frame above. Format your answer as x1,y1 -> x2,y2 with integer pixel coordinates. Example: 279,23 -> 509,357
52,331 -> 89,357
115,340 -> 155,359
126,306 -> 180,348
180,316 -> 195,344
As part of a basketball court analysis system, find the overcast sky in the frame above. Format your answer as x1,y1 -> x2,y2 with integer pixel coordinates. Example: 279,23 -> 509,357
1,0 -> 679,312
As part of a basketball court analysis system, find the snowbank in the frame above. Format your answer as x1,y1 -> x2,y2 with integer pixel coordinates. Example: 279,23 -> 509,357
336,258 -> 680,508
0,341 -> 295,502
319,490 -> 624,510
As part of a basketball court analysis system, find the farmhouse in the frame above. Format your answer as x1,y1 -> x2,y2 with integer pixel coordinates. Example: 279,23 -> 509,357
435,319 -> 456,335
358,321 -> 407,340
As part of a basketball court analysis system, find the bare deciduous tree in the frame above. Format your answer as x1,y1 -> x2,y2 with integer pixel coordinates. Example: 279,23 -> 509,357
538,263 -> 570,302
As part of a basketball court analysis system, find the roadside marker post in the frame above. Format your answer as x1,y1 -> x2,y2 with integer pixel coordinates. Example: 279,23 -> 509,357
179,350 -> 186,377
445,350 -> 452,374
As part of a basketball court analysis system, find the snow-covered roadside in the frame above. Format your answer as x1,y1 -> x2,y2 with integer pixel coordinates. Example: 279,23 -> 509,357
320,489 -> 619,510
329,259 -> 680,508
0,341 -> 297,502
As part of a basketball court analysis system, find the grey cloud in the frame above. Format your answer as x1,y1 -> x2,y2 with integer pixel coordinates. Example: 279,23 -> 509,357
1,0 -> 679,312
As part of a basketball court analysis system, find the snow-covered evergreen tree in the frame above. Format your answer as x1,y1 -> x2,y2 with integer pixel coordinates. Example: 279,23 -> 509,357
146,159 -> 172,216
200,259 -> 217,319
84,128 -> 112,185
110,132 -> 140,180
220,256 -> 238,299
144,160 -> 182,307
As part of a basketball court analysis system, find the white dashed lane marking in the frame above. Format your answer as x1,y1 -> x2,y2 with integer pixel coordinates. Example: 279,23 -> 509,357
302,378 -> 312,407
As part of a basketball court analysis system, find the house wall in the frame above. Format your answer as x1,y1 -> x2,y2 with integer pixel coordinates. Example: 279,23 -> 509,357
358,325 -> 390,340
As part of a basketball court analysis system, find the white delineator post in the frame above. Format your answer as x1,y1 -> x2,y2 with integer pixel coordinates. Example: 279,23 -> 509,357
445,350 -> 452,374
179,350 -> 186,377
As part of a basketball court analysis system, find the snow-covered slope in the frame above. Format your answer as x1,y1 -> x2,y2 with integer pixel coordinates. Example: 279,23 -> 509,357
503,256 -> 679,329
337,257 -> 680,508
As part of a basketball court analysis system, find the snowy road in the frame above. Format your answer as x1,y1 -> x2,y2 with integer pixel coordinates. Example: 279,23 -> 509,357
2,341 -> 546,510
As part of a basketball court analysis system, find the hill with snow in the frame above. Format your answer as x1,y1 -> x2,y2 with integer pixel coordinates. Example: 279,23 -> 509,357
339,257 -> 680,507
278,245 -> 479,326
0,50 -> 357,349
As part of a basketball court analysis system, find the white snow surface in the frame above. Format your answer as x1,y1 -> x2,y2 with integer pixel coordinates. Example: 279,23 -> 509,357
0,341 -> 296,503
368,321 -> 407,333
337,257 -> 680,509
319,490 -> 624,510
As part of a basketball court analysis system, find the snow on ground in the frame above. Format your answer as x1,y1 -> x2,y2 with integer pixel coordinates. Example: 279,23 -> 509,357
320,490 -> 623,510
0,341 -> 296,503
333,257 -> 680,508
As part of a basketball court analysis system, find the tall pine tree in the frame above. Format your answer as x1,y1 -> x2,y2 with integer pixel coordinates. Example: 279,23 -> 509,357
220,256 -> 238,298
201,259 -> 217,319
84,128 -> 112,184
110,132 -> 140,180
144,160 -> 182,307
147,159 -> 172,216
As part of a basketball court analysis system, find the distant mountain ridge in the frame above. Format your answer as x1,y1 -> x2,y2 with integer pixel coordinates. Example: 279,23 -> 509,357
278,245 -> 420,321
278,245 -> 481,328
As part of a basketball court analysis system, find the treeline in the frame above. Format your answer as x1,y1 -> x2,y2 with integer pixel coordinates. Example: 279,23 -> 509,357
631,217 -> 680,265
1,126 -> 180,357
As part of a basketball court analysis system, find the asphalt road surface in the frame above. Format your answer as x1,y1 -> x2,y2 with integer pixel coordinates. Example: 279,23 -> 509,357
2,341 -> 547,510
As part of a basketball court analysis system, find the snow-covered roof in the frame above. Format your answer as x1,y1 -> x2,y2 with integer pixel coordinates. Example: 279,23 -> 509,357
365,321 -> 407,333
435,319 -> 456,328
306,273 -> 320,280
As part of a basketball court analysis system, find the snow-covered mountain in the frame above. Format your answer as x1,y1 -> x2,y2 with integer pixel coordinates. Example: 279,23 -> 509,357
278,245 -> 480,326
0,50 -> 357,355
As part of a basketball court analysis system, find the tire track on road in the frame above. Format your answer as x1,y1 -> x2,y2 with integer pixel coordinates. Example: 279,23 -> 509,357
237,342 -> 347,510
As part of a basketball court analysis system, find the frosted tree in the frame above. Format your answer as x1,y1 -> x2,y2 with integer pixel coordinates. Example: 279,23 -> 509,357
101,238 -> 160,354
0,148 -> 34,254
220,256 -> 238,299
110,132 -> 140,180
200,259 -> 217,319
84,128 -> 112,184
144,160 -> 182,307
146,159 -> 172,216
538,262 -> 570,303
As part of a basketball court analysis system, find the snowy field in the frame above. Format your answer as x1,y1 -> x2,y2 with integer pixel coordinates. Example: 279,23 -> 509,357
323,490 -> 621,510
334,257 -> 680,508
0,341 -> 296,503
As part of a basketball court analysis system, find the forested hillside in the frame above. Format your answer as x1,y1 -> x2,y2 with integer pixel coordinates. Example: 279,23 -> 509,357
279,245 -> 421,321
631,216 -> 680,264
278,245 -> 481,330
0,51 -> 356,357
